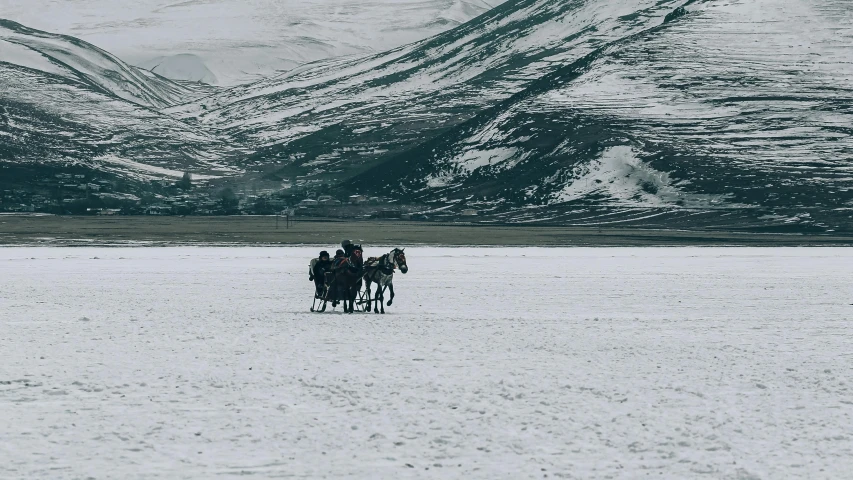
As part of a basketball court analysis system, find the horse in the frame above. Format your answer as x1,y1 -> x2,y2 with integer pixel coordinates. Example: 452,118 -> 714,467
326,247 -> 364,313
362,248 -> 408,314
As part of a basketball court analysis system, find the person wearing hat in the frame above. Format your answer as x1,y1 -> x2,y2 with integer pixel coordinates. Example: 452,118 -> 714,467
309,250 -> 332,297
328,248 -> 344,271
341,239 -> 355,257
333,241 -> 364,272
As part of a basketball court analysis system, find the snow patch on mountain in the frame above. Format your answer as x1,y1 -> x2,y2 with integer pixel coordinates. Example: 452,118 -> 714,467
0,19 -> 199,108
96,154 -> 225,181
0,38 -> 67,77
0,60 -> 241,181
138,54 -> 217,85
551,146 -> 726,208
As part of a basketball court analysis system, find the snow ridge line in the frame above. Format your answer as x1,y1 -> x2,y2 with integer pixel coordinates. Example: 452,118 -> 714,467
0,18 -> 193,109
348,2 -> 698,188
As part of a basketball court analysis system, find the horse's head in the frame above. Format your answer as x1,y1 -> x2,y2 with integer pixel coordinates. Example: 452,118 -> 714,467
393,248 -> 408,274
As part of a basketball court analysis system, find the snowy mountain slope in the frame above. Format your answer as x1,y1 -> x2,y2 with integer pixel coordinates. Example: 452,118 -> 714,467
179,0 -> 689,180
0,62 -> 241,182
139,54 -> 218,85
0,0 -> 504,86
348,0 -> 853,228
0,20 -> 239,184
0,19 -> 202,109
2,0 -> 850,230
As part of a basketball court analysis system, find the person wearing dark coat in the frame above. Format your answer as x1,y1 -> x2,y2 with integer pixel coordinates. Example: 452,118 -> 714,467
336,240 -> 363,272
309,250 -> 332,297
341,239 -> 355,257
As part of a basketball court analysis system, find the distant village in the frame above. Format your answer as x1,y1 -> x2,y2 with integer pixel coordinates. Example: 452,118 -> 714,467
0,172 -> 462,219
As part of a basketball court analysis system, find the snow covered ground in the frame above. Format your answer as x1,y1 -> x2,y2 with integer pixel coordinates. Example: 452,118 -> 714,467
1,247 -> 851,479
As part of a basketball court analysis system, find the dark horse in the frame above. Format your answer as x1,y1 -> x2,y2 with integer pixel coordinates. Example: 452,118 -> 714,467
363,248 -> 408,314
325,245 -> 364,313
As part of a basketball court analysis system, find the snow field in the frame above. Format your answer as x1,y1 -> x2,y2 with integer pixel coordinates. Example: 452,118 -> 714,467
1,247 -> 851,478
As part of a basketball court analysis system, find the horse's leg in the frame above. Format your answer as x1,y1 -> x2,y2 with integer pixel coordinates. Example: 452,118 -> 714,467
347,286 -> 356,314
341,279 -> 350,313
364,276 -> 373,312
379,285 -> 386,314
311,286 -> 329,312
387,283 -> 395,306
373,280 -> 381,314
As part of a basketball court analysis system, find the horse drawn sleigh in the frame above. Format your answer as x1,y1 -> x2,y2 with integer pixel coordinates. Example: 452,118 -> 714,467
310,242 -> 408,314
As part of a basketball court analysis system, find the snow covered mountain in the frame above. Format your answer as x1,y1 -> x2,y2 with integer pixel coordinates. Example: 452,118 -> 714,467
0,20 -> 240,184
0,0 -> 503,86
350,0 -> 853,229
0,19 -> 200,109
172,0 -> 851,230
2,0 -> 851,231
180,0 -> 687,153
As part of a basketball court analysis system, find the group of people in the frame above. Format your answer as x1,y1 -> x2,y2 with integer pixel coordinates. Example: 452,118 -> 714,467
308,240 -> 364,297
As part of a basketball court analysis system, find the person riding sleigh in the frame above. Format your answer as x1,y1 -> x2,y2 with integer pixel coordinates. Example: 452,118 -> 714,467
308,250 -> 333,298
336,240 -> 363,270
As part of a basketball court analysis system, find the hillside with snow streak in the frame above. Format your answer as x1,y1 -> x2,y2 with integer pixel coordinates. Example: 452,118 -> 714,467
0,19 -> 201,109
179,0 -> 688,178
0,20 -> 241,183
1,0 -> 851,231
345,0 -> 853,230
175,0 -> 853,230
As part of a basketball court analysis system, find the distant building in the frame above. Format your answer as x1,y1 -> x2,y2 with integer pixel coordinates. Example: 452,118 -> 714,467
349,194 -> 368,205
298,199 -> 319,207
319,197 -> 341,206
145,205 -> 172,215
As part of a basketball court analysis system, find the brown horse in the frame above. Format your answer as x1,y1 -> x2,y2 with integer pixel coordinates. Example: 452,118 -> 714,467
325,246 -> 364,313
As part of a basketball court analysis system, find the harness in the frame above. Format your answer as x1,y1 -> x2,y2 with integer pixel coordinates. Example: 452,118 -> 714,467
365,253 -> 396,276
334,254 -> 363,274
